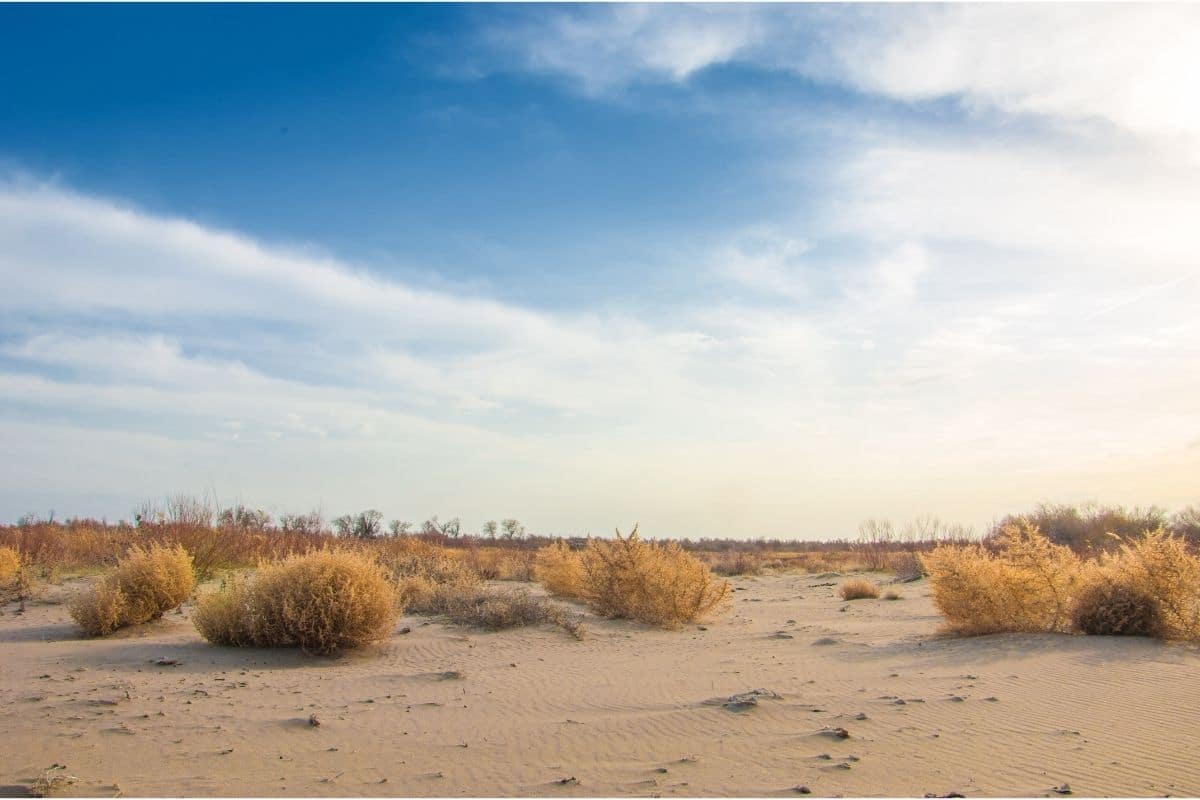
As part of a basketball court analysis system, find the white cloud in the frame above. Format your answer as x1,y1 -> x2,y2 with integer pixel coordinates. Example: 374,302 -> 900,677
480,5 -> 763,95
479,5 -> 1200,151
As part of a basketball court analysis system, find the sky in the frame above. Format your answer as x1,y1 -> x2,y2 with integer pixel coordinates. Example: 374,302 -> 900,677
2,3 -> 1198,538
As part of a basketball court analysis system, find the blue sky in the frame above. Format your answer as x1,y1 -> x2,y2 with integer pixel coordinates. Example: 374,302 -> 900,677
2,4 -> 1199,536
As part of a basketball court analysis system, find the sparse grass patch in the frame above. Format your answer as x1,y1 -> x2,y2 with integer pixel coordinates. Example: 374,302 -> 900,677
839,578 -> 880,600
882,589 -> 902,601
192,548 -> 399,655
69,543 -> 194,636
578,527 -> 731,628
418,583 -> 584,638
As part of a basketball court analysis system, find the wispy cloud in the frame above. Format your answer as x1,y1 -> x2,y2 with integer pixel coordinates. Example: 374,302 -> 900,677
475,4 -> 1200,150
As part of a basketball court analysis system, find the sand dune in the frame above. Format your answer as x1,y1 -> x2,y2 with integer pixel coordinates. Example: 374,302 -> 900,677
3,574 -> 1199,797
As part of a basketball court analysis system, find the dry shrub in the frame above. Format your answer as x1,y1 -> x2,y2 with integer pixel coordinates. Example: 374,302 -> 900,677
497,550 -> 536,581
886,550 -> 924,582
1099,528 -> 1200,640
920,522 -> 1081,635
69,543 -> 195,636
839,578 -> 880,600
461,546 -> 504,579
377,537 -> 477,584
882,590 -> 902,601
193,549 -> 399,654
533,541 -> 586,599
419,584 -> 583,638
190,574 -> 258,646
0,545 -> 18,583
1070,573 -> 1162,637
398,573 -> 484,615
578,527 -> 731,628
377,537 -> 483,614
0,545 -> 38,608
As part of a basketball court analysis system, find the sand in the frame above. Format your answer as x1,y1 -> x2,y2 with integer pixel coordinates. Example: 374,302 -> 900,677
3,573 -> 1199,797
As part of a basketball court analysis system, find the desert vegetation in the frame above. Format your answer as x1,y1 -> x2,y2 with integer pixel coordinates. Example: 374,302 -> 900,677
839,577 -> 881,600
533,540 -> 587,599
922,522 -> 1200,641
192,548 -> 398,654
574,527 -> 732,628
68,543 -> 194,636
0,544 -> 38,609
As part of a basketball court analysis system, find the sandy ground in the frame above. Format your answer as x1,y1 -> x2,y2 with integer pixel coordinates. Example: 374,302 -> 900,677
3,573 -> 1200,798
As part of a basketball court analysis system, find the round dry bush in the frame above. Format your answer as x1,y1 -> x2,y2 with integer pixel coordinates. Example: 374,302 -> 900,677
68,543 -> 195,636
191,575 -> 258,647
69,582 -> 127,637
578,527 -> 731,629
839,578 -> 880,600
1071,579 -> 1162,637
112,543 -> 196,625
194,549 -> 399,655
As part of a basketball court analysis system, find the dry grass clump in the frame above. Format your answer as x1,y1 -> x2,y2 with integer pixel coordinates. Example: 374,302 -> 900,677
577,527 -> 731,628
920,522 -> 1081,635
69,543 -> 194,636
882,589 -> 902,601
416,583 -> 584,638
839,578 -> 880,600
533,541 -> 586,599
193,548 -> 399,655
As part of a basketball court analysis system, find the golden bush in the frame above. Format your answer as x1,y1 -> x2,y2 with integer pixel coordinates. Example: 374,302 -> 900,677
69,543 -> 195,636
68,581 -> 127,636
0,545 -> 18,583
577,527 -> 731,628
920,522 -> 1081,635
839,578 -> 880,600
190,574 -> 258,646
1101,528 -> 1200,640
193,548 -> 399,654
533,541 -> 586,599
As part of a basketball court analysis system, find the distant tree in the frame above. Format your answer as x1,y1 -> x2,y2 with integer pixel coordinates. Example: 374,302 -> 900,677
481,520 -> 498,539
443,517 -> 462,539
217,505 -> 273,531
279,510 -> 325,535
501,518 -> 525,540
334,509 -> 384,539
389,519 -> 413,537
1171,506 -> 1200,543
